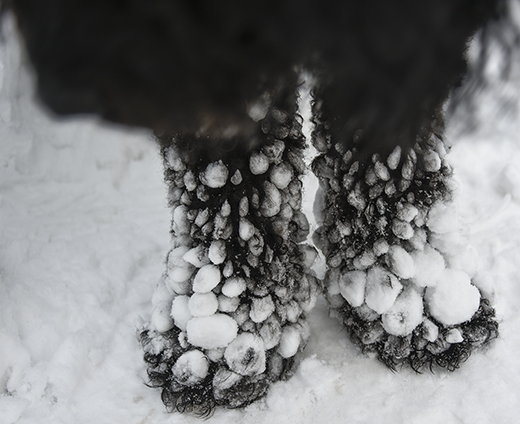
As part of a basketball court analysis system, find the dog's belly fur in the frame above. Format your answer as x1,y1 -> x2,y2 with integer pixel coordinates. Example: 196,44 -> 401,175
9,0 -> 501,152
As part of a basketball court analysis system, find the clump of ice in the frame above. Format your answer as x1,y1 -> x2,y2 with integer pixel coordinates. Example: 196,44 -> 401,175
183,245 -> 209,268
387,146 -> 402,170
250,152 -> 270,175
391,219 -> 414,240
222,277 -> 247,297
270,163 -> 293,189
427,202 -> 461,234
192,264 -> 221,293
171,295 -> 192,331
151,302 -> 175,333
208,240 -> 227,265
277,326 -> 301,358
298,245 -> 318,268
186,314 -> 238,349
411,245 -> 445,287
218,294 -> 240,313
261,181 -> 282,217
249,295 -> 275,323
386,245 -> 415,279
421,318 -> 439,342
373,239 -> 390,256
259,316 -> 282,349
172,205 -> 190,235
425,269 -> 481,326
423,150 -> 442,172
353,250 -> 376,270
239,218 -> 255,241
231,169 -> 243,185
188,292 -> 219,317
262,139 -> 285,163
374,161 -> 391,181
201,160 -> 229,188
365,266 -> 403,314
172,350 -> 209,386
445,328 -> 464,343
338,270 -> 366,307
396,203 -> 419,222
224,333 -> 266,376
381,287 -> 424,336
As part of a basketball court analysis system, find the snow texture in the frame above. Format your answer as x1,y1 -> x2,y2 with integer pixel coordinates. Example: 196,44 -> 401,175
425,270 -> 481,326
1,19 -> 520,424
172,350 -> 209,385
186,314 -> 239,349
224,333 -> 266,376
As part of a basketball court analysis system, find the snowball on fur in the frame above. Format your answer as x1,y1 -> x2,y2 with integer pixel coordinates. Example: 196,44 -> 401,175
151,301 -> 175,333
192,264 -> 221,293
186,314 -> 238,349
249,295 -> 276,323
224,333 -> 266,376
338,270 -> 366,307
425,269 -> 481,326
277,325 -> 301,358
250,152 -> 270,175
386,245 -> 415,279
411,245 -> 445,287
222,277 -> 247,297
172,350 -> 209,386
382,287 -> 424,336
261,181 -> 282,217
188,292 -> 219,317
365,266 -> 403,314
171,295 -> 192,331
208,240 -> 227,265
201,160 -> 229,188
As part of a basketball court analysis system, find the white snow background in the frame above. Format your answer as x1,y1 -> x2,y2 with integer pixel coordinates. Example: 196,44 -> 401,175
1,13 -> 520,424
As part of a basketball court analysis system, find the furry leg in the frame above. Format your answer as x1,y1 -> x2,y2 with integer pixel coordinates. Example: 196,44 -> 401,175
140,87 -> 320,414
311,100 -> 498,372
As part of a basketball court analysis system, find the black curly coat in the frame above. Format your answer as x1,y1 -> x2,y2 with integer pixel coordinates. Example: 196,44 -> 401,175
6,0 -> 506,154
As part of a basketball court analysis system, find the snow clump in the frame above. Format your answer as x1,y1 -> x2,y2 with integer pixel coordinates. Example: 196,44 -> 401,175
201,160 -> 229,188
365,266 -> 403,314
277,325 -> 302,358
386,245 -> 415,279
221,277 -> 247,297
250,296 -> 276,323
172,350 -> 209,386
338,270 -> 366,307
425,269 -> 481,326
192,264 -> 221,293
208,240 -> 227,264
188,292 -> 219,317
186,314 -> 238,349
224,333 -> 266,376
170,295 -> 192,331
411,245 -> 445,287
381,287 -> 424,336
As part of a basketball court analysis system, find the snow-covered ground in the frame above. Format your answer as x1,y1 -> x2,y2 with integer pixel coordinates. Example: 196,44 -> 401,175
1,15 -> 520,424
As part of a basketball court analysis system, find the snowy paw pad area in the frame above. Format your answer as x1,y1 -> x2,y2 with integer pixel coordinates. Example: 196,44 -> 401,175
2,19 -> 520,424
312,135 -> 499,372
140,90 -> 320,414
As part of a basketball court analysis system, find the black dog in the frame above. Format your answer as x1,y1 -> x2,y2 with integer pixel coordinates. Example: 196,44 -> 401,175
4,0 -> 513,415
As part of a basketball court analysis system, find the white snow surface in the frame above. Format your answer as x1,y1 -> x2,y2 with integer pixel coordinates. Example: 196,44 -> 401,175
2,16 -> 520,424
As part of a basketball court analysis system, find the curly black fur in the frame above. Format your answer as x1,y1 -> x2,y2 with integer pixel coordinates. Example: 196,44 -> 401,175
333,297 -> 499,373
6,0 -> 509,154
